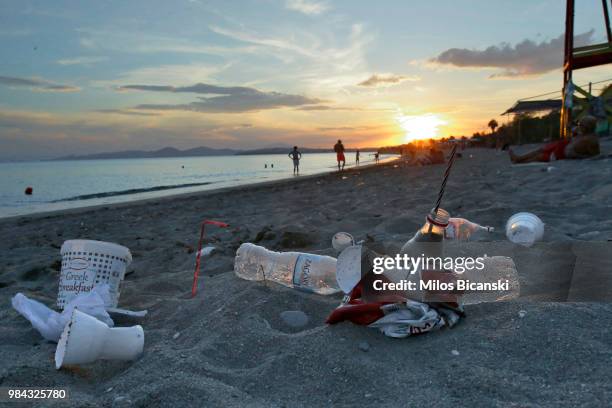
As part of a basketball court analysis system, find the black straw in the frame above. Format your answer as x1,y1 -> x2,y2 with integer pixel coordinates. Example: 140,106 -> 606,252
433,144 -> 458,216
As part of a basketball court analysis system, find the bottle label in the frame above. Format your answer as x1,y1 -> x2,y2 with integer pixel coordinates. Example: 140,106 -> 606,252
293,254 -> 314,290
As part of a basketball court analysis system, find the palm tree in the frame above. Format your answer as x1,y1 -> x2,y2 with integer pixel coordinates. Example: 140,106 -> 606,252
488,119 -> 499,134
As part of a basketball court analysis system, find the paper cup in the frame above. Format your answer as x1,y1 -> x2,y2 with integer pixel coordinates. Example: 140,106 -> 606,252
58,240 -> 132,309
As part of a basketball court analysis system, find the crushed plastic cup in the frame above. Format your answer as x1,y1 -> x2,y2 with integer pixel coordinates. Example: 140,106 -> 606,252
12,285 -> 114,342
55,309 -> 144,369
197,246 -> 215,257
505,212 -> 544,247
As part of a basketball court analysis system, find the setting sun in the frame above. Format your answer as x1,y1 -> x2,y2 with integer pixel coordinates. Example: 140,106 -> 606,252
396,113 -> 447,142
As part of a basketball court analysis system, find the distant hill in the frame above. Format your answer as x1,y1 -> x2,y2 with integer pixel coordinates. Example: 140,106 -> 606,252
236,147 -> 332,155
52,146 -> 241,160
236,147 -> 378,155
51,145 -> 380,160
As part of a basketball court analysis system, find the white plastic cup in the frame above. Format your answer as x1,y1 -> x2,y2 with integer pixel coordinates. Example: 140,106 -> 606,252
55,309 -> 144,369
505,212 -> 545,247
58,240 -> 132,310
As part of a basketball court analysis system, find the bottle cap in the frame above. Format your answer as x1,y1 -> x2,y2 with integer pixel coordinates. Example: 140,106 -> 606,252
427,208 -> 450,227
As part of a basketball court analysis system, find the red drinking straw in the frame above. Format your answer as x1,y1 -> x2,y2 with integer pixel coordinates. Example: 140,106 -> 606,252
191,220 -> 229,297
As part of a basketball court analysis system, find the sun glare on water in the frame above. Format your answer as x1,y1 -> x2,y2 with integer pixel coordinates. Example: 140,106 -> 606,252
396,113 -> 447,142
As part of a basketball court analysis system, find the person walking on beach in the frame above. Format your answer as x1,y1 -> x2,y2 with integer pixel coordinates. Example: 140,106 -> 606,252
355,149 -> 360,166
334,139 -> 346,171
288,146 -> 302,174
374,151 -> 380,164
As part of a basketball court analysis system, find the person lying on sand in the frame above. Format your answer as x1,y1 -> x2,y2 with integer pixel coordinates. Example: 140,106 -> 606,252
288,146 -> 302,174
509,115 -> 600,164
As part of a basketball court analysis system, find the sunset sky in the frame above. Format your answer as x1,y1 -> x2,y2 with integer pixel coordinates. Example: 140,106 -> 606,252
1,0 -> 610,160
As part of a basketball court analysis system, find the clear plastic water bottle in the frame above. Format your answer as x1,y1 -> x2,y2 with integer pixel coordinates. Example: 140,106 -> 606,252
445,218 -> 494,241
234,243 -> 340,295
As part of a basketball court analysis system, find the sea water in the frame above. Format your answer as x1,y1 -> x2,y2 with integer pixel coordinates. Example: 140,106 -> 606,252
0,153 -> 395,218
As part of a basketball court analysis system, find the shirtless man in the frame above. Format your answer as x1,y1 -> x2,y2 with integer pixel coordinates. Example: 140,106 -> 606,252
288,146 -> 302,174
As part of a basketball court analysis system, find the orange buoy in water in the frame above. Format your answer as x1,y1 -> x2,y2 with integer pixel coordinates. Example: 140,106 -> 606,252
24,186 -> 33,195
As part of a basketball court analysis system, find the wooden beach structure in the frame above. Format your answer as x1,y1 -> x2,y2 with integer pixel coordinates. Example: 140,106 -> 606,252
561,0 -> 612,137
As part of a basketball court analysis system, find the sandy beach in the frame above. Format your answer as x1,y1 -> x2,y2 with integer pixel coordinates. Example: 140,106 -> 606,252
2,144 -> 612,407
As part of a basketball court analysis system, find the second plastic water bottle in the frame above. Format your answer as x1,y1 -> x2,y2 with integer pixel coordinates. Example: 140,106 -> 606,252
234,243 -> 340,295
445,218 -> 494,241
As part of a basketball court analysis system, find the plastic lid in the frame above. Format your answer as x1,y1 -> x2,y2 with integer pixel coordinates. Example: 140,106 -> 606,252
336,245 -> 362,294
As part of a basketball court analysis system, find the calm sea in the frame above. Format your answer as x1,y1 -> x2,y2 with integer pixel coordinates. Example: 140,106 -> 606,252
0,153 -> 394,218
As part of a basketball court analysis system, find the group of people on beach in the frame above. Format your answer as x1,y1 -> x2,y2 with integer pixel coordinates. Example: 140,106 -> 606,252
287,115 -> 602,175
413,114 -> 603,166
289,140 -> 370,175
